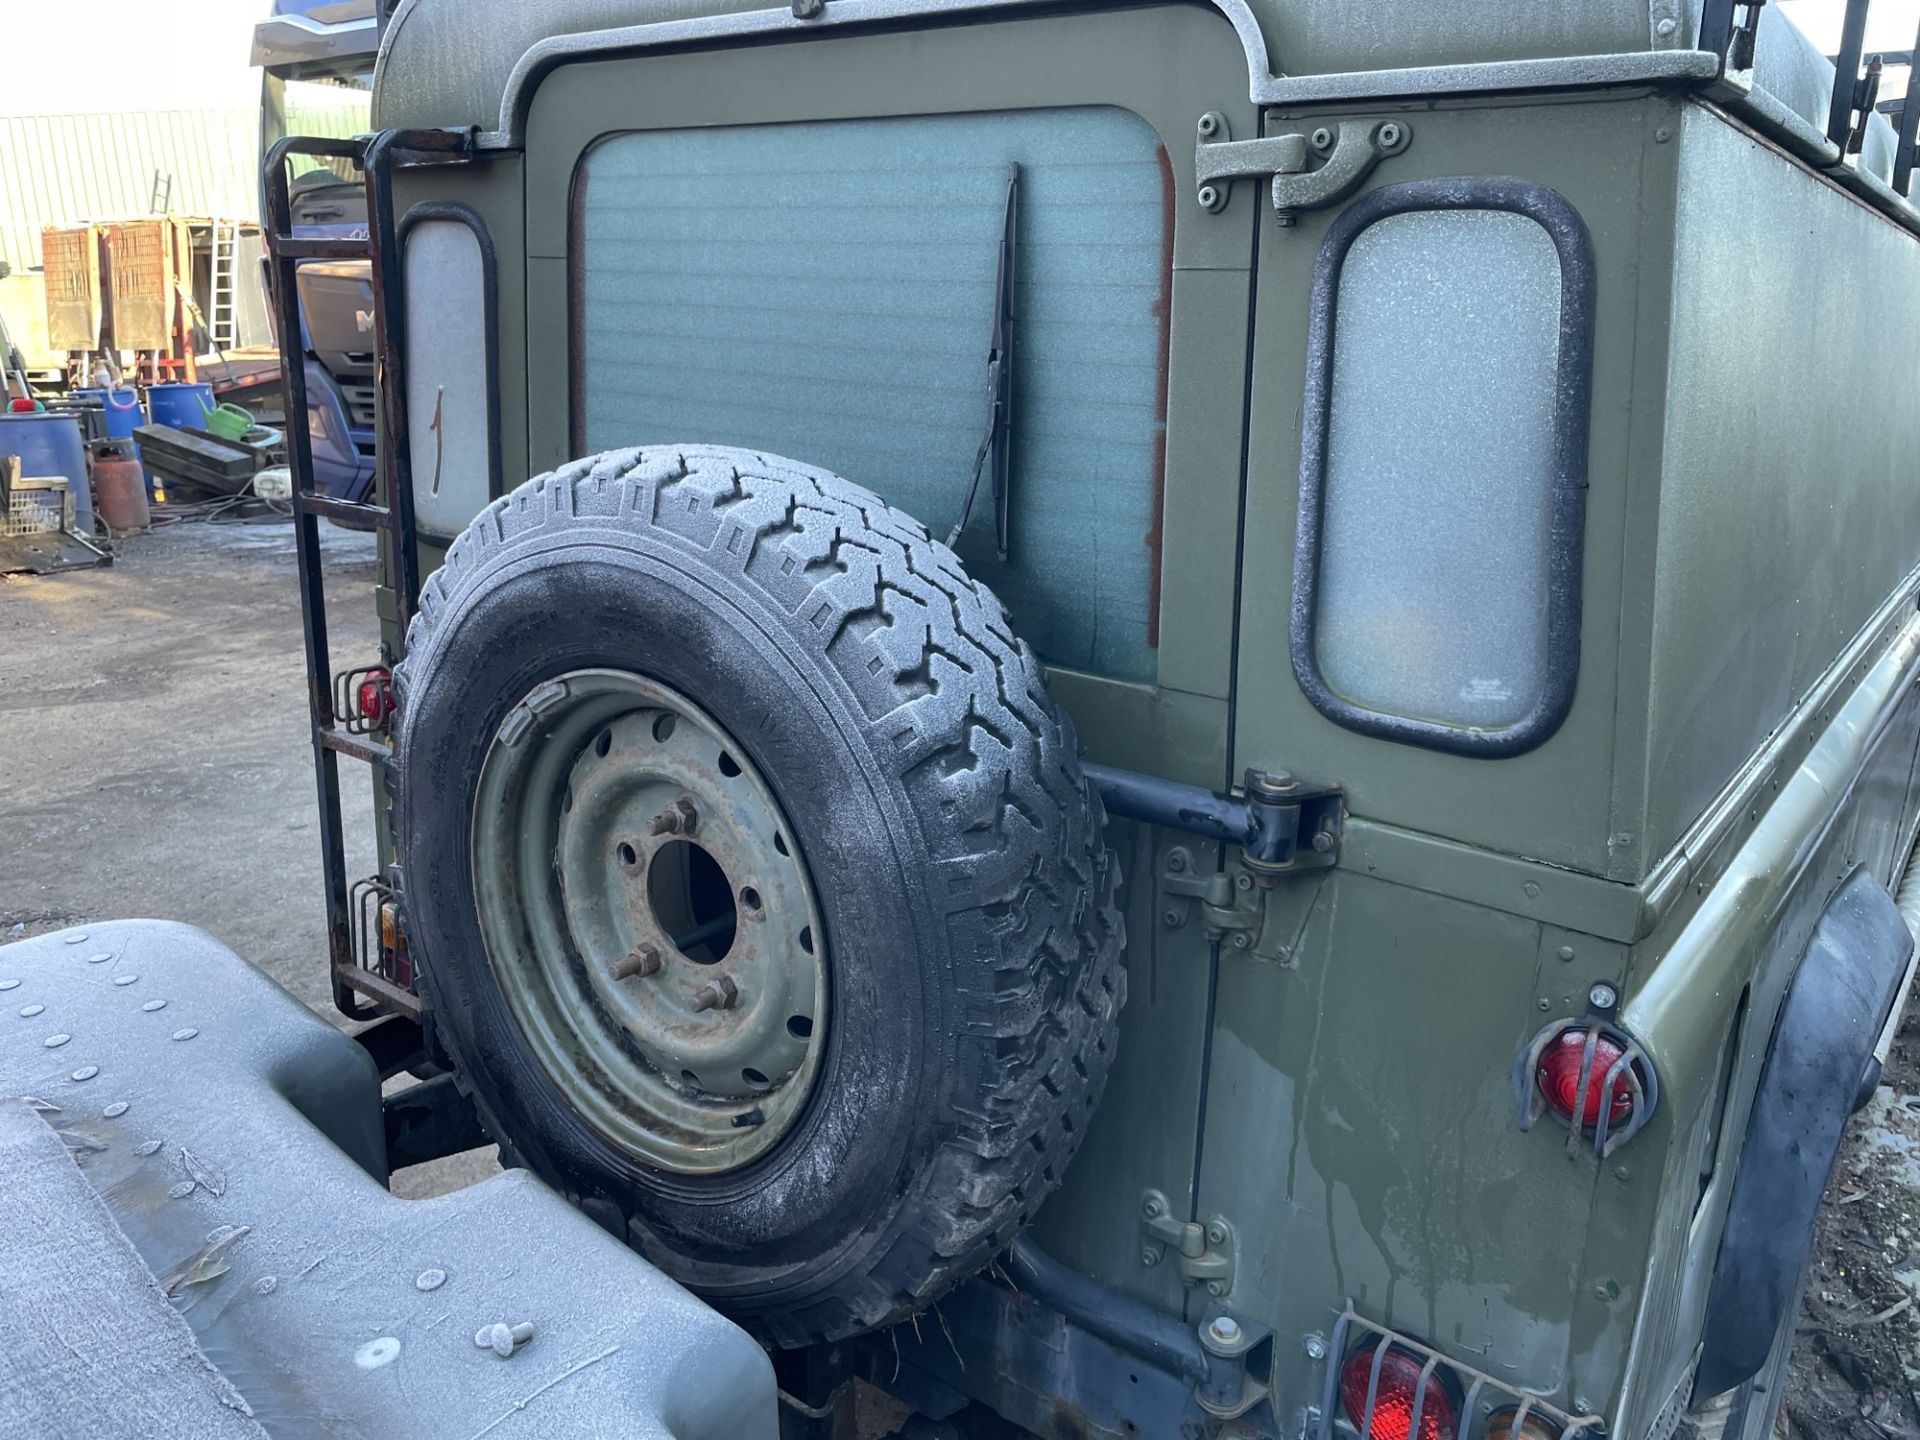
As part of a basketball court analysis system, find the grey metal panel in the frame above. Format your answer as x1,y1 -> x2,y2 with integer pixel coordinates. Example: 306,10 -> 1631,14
1258,1 -> 1667,79
1258,49 -> 1721,107
576,107 -> 1169,682
1640,104 -> 1920,860
0,110 -> 261,273
372,0 -> 1705,139
378,0 -> 1715,146
0,920 -> 778,1440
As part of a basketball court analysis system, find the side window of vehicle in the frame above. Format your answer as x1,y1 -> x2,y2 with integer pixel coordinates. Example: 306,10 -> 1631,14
403,206 -> 500,540
1290,179 -> 1595,757
572,107 -> 1169,684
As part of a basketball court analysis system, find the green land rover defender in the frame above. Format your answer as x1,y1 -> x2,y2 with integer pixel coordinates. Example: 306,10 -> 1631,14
266,1 -> 1920,1435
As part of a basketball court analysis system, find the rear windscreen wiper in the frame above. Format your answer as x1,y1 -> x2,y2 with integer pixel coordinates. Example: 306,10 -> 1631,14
947,162 -> 1018,561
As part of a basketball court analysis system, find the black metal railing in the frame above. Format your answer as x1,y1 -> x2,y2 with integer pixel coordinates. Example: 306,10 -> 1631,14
1702,0 -> 1920,194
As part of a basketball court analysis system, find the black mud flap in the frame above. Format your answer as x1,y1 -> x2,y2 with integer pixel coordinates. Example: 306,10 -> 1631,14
1693,865 -> 1912,1400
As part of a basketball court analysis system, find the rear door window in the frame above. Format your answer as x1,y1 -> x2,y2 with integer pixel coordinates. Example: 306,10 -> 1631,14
575,107 -> 1169,683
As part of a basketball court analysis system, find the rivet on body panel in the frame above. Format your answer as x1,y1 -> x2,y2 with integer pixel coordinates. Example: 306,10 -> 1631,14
474,1322 -> 534,1359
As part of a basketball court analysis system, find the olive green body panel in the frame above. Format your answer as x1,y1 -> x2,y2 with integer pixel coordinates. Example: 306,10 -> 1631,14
1637,107 -> 1920,862
1233,93 -> 1660,878
356,2 -> 1920,1429
1608,607 -> 1920,1431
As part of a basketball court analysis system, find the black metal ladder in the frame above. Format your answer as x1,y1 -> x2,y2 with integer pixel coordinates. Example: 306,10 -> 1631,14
263,127 -> 472,1020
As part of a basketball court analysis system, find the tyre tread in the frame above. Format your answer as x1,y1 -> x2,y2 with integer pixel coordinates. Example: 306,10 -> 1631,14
395,445 -> 1124,1345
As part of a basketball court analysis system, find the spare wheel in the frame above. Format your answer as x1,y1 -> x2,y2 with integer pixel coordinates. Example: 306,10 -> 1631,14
391,445 -> 1125,1345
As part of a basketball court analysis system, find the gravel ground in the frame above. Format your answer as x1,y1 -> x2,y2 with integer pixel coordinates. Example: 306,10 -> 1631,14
0,517 -> 497,1197
1784,1005 -> 1920,1437
4,518 -> 1916,1433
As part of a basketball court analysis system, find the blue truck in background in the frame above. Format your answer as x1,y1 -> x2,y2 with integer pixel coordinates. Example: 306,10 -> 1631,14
252,0 -> 382,505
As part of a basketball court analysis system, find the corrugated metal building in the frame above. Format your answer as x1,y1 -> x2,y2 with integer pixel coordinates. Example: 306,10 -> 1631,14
0,110 -> 256,272
1,95 -> 366,274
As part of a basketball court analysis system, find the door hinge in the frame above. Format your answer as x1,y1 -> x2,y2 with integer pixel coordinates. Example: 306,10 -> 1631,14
1195,113 -> 1412,226
1140,1189 -> 1236,1296
1161,851 -> 1264,950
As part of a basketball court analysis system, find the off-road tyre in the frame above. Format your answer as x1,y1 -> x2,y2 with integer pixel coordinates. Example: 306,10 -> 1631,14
391,446 -> 1125,1346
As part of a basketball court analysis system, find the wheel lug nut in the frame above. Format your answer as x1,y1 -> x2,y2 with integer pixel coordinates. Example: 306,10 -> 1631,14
690,975 -> 738,1012
648,797 -> 698,836
611,942 -> 663,980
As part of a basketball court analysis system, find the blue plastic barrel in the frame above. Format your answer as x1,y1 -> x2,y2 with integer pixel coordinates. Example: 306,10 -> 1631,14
73,387 -> 145,442
0,411 -> 94,533
145,381 -> 216,431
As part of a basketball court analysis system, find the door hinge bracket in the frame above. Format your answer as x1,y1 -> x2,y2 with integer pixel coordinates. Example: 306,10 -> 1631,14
1195,113 -> 1412,225
1161,851 -> 1265,951
1139,1189 -> 1237,1295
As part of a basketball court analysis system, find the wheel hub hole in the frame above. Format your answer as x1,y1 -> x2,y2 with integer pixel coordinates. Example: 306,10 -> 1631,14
647,838 -> 737,963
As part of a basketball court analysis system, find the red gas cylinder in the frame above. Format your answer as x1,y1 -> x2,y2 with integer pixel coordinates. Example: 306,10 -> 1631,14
90,440 -> 150,533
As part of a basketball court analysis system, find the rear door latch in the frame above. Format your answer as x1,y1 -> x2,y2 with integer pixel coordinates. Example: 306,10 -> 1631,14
1195,114 -> 1412,225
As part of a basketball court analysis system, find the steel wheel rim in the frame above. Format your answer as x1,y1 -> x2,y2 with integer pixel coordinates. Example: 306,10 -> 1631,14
470,667 -> 828,1173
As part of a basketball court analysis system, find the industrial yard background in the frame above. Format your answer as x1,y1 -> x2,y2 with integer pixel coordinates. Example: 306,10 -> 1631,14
2,4 -> 1918,1438
0,1 -> 363,274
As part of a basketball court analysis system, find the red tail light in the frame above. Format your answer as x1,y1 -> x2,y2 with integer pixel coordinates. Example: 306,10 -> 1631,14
356,669 -> 395,728
1338,1340 -> 1457,1440
1536,1027 -> 1634,1127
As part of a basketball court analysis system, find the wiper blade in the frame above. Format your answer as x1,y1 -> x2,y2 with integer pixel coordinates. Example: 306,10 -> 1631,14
947,162 -> 1018,560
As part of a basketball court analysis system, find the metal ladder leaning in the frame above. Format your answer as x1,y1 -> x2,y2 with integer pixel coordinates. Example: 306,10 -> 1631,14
261,129 -> 473,1020
209,219 -> 238,354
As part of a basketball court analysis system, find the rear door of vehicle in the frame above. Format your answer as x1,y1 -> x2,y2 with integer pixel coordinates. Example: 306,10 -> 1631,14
1201,88 -> 1651,1384
519,4 -> 1260,1311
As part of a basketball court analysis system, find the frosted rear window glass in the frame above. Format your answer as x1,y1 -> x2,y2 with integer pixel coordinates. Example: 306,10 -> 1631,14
1313,208 -> 1562,730
405,216 -> 494,538
575,108 -> 1169,684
